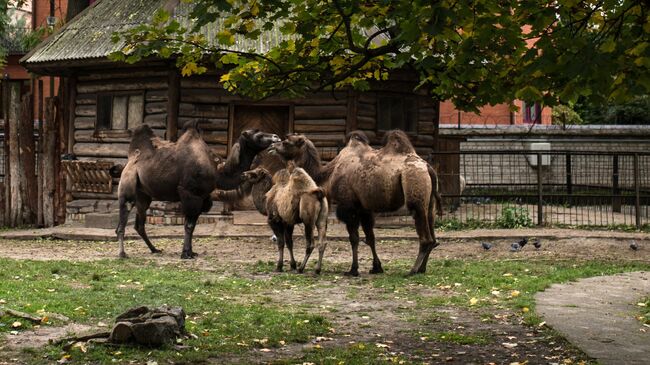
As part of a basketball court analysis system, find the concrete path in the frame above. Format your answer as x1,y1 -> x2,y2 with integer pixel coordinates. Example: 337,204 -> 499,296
536,272 -> 650,365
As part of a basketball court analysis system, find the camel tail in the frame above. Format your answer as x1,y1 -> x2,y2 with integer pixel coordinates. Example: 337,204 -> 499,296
427,164 -> 443,219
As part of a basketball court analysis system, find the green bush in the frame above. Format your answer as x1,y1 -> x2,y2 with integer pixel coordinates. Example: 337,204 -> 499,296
552,104 -> 584,125
496,206 -> 533,228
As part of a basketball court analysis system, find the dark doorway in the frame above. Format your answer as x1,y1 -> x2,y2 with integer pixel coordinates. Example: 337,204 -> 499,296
232,105 -> 290,144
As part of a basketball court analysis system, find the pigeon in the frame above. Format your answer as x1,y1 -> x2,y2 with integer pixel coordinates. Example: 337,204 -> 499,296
481,242 -> 492,250
517,237 -> 529,248
510,242 -> 521,252
630,241 -> 639,251
533,238 -> 542,249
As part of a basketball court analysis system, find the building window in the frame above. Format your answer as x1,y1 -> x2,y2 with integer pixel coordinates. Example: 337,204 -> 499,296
523,101 -> 541,124
95,92 -> 144,132
377,95 -> 417,132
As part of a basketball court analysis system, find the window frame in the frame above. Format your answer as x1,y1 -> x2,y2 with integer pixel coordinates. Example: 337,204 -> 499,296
94,90 -> 145,136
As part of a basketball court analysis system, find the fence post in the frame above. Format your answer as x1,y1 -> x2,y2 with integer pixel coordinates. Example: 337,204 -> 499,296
634,153 -> 641,229
537,152 -> 543,226
612,154 -> 621,213
565,152 -> 572,207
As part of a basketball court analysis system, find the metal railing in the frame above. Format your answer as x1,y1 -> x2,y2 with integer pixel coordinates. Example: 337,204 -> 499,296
432,150 -> 650,229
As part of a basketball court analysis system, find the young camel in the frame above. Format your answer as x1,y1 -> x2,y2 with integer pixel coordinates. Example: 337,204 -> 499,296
271,130 -> 441,276
265,163 -> 329,274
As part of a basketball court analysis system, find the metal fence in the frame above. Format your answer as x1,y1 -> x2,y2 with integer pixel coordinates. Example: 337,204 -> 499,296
433,150 -> 650,229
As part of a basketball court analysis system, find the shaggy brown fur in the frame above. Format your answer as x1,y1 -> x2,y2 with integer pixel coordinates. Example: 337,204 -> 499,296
211,167 -> 271,215
265,163 -> 329,274
116,121 -> 218,259
273,130 -> 442,276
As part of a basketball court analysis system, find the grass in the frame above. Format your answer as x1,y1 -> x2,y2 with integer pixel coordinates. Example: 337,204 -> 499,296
1,253 -> 649,364
0,258 -> 330,364
367,257 -> 650,325
639,297 -> 650,325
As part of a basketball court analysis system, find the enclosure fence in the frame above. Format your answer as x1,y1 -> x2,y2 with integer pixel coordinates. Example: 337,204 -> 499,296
433,150 -> 650,229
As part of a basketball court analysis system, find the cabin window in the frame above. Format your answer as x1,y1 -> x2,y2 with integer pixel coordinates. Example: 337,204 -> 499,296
523,101 -> 541,124
95,92 -> 144,132
377,95 -> 417,132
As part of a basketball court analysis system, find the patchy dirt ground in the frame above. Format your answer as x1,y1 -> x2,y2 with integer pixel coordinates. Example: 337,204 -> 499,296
0,233 -> 648,364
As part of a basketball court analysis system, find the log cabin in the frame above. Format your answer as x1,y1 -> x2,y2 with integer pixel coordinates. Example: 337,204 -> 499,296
20,0 -> 439,224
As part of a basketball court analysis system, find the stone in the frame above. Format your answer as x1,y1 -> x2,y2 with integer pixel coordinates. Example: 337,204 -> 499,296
84,213 -> 121,229
109,305 -> 186,347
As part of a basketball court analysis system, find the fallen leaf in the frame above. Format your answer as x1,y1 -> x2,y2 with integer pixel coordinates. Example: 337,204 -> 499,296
502,342 -> 518,349
11,321 -> 22,328
510,290 -> 521,297
469,297 -> 478,306
637,302 -> 647,307
522,307 -> 530,313
260,348 -> 271,352
376,343 -> 389,348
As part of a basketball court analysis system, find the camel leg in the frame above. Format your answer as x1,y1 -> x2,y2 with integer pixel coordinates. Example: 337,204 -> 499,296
314,222 -> 327,275
285,224 -> 297,270
298,224 -> 315,274
181,214 -> 199,259
134,194 -> 161,254
360,212 -> 383,274
116,197 -> 133,259
269,218 -> 286,272
408,204 -> 436,275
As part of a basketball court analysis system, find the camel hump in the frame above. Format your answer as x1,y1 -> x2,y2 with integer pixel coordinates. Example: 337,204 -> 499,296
181,119 -> 201,132
382,129 -> 416,154
345,130 -> 370,145
129,124 -> 156,154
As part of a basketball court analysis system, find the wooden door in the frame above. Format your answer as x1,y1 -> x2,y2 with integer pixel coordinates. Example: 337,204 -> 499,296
232,105 -> 289,144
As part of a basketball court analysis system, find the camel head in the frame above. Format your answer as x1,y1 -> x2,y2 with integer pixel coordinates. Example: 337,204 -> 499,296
268,133 -> 309,160
241,167 -> 269,184
239,129 -> 281,153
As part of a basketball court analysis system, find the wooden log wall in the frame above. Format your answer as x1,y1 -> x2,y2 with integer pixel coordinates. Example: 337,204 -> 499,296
294,91 -> 348,161
179,75 -> 229,158
72,70 -> 168,162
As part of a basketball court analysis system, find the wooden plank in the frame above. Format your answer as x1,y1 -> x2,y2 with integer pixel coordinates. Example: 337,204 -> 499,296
167,70 -> 180,141
145,101 -> 167,114
357,101 -> 376,117
346,90 -> 358,133
179,102 -> 229,118
76,77 -> 167,93
75,105 -> 95,117
210,145 -> 228,158
418,121 -> 434,134
67,76 -> 78,154
358,92 -> 376,104
180,76 -> 222,89
180,88 -> 229,103
75,117 -> 95,130
178,117 -> 228,131
294,105 -> 348,119
76,93 -> 96,105
294,124 -> 346,133
303,132 -> 346,145
77,69 -> 168,81
202,131 -> 228,144
294,118 -> 346,126
143,113 -> 167,128
74,130 -> 142,143
73,143 -> 129,158
145,89 -> 167,102
292,92 -> 347,105
418,107 -> 437,121
357,115 -> 376,129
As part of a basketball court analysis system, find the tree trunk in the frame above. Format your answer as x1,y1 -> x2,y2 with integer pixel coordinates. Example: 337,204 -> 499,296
18,93 -> 37,224
7,83 -> 23,226
42,98 -> 57,227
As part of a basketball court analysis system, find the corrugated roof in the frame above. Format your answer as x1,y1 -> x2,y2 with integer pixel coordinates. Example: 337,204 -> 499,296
22,0 -> 287,66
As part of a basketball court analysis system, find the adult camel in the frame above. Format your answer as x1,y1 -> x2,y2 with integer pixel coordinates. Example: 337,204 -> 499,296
116,121 -> 279,259
270,130 -> 441,276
